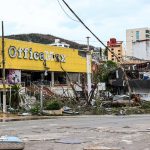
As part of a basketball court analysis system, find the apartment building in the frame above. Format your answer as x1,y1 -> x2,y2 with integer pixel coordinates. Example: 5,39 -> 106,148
107,38 -> 124,62
126,27 -> 150,60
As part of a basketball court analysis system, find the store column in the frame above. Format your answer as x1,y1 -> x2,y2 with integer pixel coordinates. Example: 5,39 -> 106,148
0,92 -> 1,108
51,72 -> 54,86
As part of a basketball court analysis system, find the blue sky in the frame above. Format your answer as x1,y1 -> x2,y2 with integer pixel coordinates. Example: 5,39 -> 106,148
0,0 -> 149,47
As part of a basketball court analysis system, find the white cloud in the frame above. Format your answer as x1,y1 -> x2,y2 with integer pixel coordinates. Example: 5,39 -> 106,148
0,0 -> 149,46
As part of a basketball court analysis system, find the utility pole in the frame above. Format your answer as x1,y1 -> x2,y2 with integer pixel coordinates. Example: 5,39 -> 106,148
62,0 -> 132,103
86,37 -> 91,98
2,21 -> 7,113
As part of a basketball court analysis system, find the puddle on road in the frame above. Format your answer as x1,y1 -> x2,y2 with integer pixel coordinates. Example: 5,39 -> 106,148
55,138 -> 89,144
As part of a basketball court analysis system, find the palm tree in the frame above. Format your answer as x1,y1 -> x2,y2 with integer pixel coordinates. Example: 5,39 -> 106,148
11,84 -> 22,109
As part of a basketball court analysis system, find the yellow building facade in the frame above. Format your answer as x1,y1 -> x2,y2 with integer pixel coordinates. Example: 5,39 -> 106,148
0,38 -> 89,110
0,38 -> 88,88
0,38 -> 86,73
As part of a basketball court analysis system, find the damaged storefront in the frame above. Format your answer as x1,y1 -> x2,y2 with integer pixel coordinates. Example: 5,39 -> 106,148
108,63 -> 150,96
0,38 -> 87,106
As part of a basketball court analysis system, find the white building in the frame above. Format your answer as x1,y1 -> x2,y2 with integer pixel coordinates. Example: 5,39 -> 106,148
132,40 -> 150,60
49,39 -> 70,48
126,27 -> 150,60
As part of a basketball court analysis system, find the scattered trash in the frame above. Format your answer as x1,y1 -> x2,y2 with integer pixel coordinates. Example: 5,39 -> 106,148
115,109 -> 126,116
63,110 -> 79,115
63,106 -> 72,111
140,93 -> 150,101
0,136 -> 25,150
62,106 -> 79,115
91,99 -> 96,106
113,95 -> 130,101
18,113 -> 31,116
119,109 -> 126,115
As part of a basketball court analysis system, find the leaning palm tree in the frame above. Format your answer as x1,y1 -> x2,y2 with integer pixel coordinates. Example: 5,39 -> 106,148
11,84 -> 22,109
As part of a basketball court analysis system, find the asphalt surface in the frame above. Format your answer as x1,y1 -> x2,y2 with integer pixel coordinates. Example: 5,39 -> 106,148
0,115 -> 150,150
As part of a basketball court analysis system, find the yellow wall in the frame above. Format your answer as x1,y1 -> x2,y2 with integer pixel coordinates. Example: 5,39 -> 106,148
0,38 -> 86,73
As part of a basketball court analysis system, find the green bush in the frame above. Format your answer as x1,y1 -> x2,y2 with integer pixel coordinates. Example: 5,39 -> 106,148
141,101 -> 150,109
45,101 -> 61,110
30,103 -> 40,115
92,107 -> 107,115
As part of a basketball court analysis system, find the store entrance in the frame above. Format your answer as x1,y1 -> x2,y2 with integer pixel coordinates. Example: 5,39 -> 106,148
21,71 -> 51,86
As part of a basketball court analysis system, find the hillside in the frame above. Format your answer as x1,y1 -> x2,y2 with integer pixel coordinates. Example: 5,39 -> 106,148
5,33 -> 90,49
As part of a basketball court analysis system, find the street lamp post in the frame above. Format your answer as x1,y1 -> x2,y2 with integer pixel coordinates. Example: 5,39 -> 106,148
86,37 -> 92,98
2,21 -> 7,113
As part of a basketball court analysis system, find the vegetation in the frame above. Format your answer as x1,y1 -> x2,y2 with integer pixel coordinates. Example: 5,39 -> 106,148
6,33 -> 93,50
30,103 -> 41,115
103,48 -> 108,59
11,84 -> 22,109
141,101 -> 150,109
45,100 -> 62,110
94,60 -> 118,82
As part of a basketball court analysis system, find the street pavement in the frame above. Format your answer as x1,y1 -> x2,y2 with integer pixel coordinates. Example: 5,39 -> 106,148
0,115 -> 150,150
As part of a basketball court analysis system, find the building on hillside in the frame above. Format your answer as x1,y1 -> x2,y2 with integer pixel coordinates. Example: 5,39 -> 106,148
107,38 -> 124,62
49,39 -> 70,48
126,27 -> 150,59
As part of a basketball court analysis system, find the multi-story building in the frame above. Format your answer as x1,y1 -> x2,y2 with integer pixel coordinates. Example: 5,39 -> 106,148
107,38 -> 124,62
126,27 -> 150,60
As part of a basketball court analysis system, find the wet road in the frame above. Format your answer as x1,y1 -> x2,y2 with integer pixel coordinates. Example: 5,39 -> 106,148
0,115 -> 150,150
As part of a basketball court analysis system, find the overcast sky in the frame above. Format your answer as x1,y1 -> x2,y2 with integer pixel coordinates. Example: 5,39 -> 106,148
0,0 -> 149,47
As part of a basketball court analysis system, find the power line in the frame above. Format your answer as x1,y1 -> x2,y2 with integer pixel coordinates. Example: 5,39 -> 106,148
62,0 -> 108,49
57,0 -> 79,22
61,0 -> 132,99
60,1 -> 149,97
61,0 -> 122,62
61,0 -> 140,64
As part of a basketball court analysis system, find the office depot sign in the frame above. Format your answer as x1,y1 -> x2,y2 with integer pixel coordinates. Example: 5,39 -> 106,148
2,38 -> 86,72
8,46 -> 66,62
